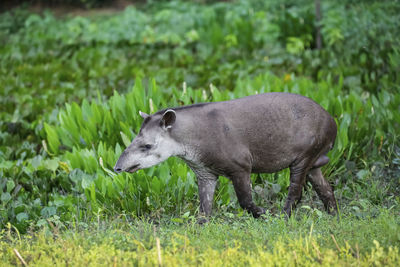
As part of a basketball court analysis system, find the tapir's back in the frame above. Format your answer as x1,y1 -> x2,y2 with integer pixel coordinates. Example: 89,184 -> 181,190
222,93 -> 335,137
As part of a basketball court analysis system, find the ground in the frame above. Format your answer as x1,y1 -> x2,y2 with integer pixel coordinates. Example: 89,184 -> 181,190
1,210 -> 399,266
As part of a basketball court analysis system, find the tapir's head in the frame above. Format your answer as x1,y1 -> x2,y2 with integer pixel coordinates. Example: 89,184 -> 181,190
114,109 -> 180,173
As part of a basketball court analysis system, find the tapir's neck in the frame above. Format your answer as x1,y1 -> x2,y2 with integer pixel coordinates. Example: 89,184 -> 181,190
164,136 -> 186,158
169,130 -> 199,163
167,108 -> 208,164
179,144 -> 199,163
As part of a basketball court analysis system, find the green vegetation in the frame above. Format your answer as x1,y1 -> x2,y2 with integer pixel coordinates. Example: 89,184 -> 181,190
0,0 -> 399,265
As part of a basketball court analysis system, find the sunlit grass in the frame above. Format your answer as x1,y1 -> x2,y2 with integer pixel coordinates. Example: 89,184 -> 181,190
1,210 -> 399,266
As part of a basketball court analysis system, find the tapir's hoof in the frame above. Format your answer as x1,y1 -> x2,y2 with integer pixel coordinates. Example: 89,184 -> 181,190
252,207 -> 266,218
197,216 -> 209,225
282,208 -> 292,220
327,204 -> 338,217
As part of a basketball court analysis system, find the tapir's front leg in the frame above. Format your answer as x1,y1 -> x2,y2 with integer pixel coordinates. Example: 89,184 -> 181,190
192,169 -> 218,219
198,177 -> 217,216
231,171 -> 266,218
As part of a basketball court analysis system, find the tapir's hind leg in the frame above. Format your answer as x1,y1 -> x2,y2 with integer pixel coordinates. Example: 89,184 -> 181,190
284,163 -> 309,217
307,168 -> 337,213
307,154 -> 337,213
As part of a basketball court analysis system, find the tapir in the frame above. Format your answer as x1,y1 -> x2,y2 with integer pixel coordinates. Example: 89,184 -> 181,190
114,93 -> 338,218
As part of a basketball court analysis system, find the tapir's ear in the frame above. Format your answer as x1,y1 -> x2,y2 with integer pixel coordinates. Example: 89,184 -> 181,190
160,109 -> 176,129
139,110 -> 149,119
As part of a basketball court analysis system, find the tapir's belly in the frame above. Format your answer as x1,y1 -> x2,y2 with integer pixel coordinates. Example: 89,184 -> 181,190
250,147 -> 297,173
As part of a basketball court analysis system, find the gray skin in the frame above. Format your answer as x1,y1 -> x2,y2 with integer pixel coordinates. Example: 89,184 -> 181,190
114,93 -> 338,218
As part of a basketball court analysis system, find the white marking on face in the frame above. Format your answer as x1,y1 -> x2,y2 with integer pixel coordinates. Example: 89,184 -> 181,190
126,132 -> 184,170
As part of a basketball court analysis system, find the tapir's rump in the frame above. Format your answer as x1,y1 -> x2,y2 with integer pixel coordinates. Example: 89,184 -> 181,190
115,93 -> 338,219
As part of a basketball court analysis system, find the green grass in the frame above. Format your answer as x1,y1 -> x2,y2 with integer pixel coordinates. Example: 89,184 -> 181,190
1,210 -> 399,266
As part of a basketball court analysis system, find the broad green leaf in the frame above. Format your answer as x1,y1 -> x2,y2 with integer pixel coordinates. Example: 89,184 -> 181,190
44,123 -> 61,154
40,207 -> 56,217
1,192 -> 11,203
271,183 -> 281,194
82,174 -> 94,189
120,131 -> 131,148
6,180 -> 15,193
151,176 -> 161,195
43,159 -> 59,172
16,212 -> 29,222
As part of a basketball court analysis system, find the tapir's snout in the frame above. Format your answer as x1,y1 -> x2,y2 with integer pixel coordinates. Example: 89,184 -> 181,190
113,159 -> 124,173
114,150 -> 129,173
114,165 -> 123,173
114,150 -> 142,173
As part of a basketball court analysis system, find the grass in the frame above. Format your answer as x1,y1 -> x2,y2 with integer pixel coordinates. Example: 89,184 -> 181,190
1,210 -> 399,266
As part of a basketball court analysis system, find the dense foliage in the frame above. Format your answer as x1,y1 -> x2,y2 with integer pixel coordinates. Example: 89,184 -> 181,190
0,0 -> 399,235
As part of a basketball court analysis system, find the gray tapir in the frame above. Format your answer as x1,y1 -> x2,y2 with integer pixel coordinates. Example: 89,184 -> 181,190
114,93 -> 337,218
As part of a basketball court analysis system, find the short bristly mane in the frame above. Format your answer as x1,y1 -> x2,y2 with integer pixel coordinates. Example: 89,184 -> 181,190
154,102 -> 210,115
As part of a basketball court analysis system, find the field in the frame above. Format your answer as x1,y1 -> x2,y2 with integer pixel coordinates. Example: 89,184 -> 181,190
1,213 -> 400,266
0,0 -> 399,265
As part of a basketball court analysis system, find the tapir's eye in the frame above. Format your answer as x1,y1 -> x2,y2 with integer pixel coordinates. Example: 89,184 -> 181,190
144,144 -> 152,149
140,144 -> 153,152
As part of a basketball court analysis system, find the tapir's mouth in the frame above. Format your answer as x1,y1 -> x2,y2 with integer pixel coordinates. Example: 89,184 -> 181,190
126,164 -> 140,173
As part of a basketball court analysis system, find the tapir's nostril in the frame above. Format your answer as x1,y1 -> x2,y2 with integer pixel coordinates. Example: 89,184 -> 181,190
114,167 -> 122,173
